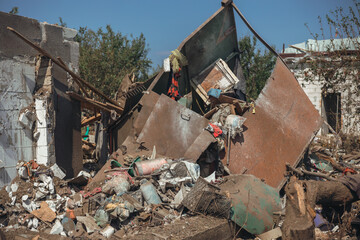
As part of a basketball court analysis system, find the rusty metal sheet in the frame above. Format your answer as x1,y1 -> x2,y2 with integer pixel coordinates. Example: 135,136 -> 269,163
148,4 -> 238,96
133,91 -> 160,135
221,58 -> 323,189
137,94 -> 216,161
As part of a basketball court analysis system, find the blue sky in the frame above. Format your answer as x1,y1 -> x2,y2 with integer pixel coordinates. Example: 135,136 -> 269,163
0,0 -> 355,67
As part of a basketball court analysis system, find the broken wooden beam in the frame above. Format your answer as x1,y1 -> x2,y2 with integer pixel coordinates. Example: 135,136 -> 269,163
67,91 -> 113,113
56,56 -> 90,98
67,91 -> 123,114
286,163 -> 336,181
81,113 -> 102,127
7,26 -> 120,107
282,176 -> 357,239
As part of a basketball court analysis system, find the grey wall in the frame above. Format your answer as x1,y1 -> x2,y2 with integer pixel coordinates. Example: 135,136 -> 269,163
0,12 -> 82,185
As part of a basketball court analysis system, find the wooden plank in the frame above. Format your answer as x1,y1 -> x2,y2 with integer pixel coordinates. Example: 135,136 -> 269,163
7,26 -> 120,107
81,113 -> 101,127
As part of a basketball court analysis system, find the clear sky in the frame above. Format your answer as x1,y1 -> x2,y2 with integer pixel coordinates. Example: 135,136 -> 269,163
0,0 -> 355,67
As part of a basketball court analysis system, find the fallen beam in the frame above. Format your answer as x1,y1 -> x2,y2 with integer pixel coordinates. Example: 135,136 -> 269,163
7,26 -> 121,107
81,113 -> 102,127
67,91 -> 113,113
67,91 -> 123,114
282,176 -> 357,239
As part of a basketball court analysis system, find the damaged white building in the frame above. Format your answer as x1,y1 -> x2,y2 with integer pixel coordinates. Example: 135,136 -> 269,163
280,38 -> 360,135
0,12 -> 83,186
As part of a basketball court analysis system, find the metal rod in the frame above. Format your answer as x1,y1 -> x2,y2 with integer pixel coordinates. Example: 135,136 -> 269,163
7,26 -> 120,107
336,94 -> 339,133
231,3 -> 279,57
56,56 -> 90,98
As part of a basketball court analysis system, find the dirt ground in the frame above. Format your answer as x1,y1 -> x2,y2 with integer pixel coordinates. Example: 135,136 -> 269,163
115,215 -> 234,240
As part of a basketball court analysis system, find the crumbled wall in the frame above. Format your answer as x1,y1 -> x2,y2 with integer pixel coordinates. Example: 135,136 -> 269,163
0,12 -> 82,186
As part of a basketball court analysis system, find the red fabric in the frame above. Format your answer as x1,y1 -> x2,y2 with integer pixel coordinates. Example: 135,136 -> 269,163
209,123 -> 223,138
167,69 -> 181,100
343,167 -> 357,175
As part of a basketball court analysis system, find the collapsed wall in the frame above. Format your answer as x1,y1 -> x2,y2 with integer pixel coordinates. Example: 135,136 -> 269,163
0,12 -> 82,186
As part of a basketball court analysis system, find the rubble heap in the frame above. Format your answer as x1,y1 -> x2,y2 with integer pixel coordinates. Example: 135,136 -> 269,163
1,2 -> 360,240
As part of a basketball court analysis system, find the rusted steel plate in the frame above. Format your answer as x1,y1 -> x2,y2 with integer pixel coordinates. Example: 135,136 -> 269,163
133,91 -> 160,136
221,58 -> 322,189
137,94 -> 216,161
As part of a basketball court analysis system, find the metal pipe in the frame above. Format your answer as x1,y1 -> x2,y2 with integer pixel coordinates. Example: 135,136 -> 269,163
231,3 -> 279,57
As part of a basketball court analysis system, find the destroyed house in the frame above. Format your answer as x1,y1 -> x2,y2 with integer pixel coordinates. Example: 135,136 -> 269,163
0,1 -> 322,191
108,1 -> 322,189
5,1 -> 360,239
0,12 -> 82,186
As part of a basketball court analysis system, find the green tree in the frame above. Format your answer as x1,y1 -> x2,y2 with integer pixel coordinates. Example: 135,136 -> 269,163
238,36 -> 276,100
75,25 -> 152,97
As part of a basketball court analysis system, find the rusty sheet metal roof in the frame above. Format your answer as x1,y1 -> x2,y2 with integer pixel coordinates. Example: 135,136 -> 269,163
221,58 -> 323,189
136,94 -> 216,161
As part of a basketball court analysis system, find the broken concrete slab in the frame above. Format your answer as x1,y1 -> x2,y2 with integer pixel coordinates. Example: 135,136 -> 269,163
76,215 -> 100,234
257,227 -> 282,240
50,219 -> 64,235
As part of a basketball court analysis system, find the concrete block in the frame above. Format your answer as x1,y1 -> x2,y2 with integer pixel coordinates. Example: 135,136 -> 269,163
0,59 -> 36,93
0,12 -> 41,58
62,27 -> 77,40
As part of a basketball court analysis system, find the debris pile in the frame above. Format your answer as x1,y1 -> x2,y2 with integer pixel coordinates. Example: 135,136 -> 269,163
1,1 -> 360,240
0,154 -> 282,239
283,137 -> 360,240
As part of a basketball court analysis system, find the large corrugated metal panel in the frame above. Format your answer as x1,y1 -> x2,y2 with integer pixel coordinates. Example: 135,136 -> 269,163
221,58 -> 323,189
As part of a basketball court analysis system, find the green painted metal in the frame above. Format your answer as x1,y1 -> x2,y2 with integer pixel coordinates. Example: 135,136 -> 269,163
220,174 -> 281,235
